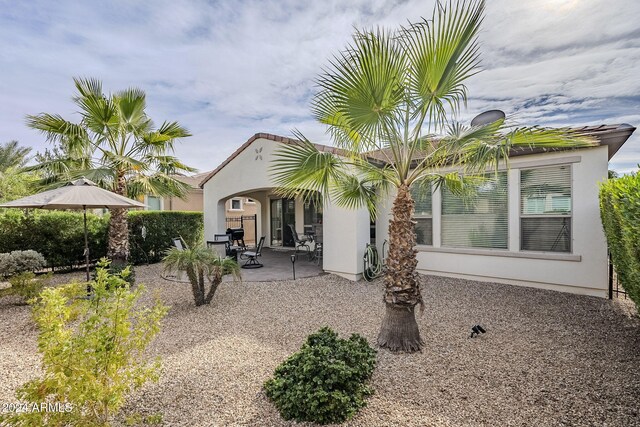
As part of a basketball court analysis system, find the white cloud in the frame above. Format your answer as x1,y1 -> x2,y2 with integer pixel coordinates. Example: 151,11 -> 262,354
0,0 -> 638,173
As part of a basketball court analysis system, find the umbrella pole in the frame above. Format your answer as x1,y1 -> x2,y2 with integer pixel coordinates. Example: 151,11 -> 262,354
83,206 -> 90,283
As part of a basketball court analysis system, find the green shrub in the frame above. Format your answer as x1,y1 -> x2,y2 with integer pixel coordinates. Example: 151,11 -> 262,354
0,252 -> 17,277
264,327 -> 377,424
0,250 -> 46,278
129,211 -> 203,264
0,210 -> 108,270
0,210 -> 202,267
0,272 -> 51,304
12,250 -> 46,274
0,260 -> 169,427
600,173 -> 640,313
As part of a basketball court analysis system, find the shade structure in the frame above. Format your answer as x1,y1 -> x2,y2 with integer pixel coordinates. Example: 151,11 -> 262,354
0,178 -> 145,281
0,178 -> 145,210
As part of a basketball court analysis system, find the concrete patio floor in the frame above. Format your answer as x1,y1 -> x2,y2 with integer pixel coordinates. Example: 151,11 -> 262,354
226,247 -> 324,282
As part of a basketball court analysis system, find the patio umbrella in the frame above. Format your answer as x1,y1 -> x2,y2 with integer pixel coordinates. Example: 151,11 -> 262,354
0,178 -> 145,280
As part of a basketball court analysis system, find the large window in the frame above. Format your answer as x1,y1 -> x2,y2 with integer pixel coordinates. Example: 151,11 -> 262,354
410,185 -> 432,245
441,173 -> 508,249
520,165 -> 571,252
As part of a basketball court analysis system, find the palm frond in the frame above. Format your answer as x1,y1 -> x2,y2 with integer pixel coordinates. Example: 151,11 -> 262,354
330,174 -> 379,220
26,113 -> 88,145
0,140 -> 31,171
270,133 -> 347,202
401,0 -> 484,130
73,77 -> 103,99
312,26 -> 407,154
126,174 -> 191,199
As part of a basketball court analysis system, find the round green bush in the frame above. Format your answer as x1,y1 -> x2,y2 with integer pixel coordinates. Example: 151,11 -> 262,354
264,327 -> 377,425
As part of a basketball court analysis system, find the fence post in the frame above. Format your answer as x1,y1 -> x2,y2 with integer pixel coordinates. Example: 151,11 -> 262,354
608,251 -> 613,300
253,214 -> 257,244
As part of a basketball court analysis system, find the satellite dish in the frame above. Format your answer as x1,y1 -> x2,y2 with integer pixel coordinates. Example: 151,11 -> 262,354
471,109 -> 506,127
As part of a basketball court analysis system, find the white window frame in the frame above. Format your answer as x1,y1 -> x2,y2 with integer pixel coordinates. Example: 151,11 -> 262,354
411,184 -> 433,246
229,198 -> 243,211
440,172 -> 509,251
519,164 -> 573,253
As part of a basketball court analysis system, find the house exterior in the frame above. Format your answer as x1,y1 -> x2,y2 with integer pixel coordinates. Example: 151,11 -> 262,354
201,125 -> 635,297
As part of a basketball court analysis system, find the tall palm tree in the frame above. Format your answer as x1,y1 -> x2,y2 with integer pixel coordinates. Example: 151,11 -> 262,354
271,0 -> 595,352
0,140 -> 31,172
26,78 -> 194,264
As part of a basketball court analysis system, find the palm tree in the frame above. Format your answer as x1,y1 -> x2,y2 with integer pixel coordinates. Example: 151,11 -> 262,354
163,244 -> 241,306
0,141 -> 36,203
0,140 -> 31,172
271,0 -> 595,352
26,78 -> 195,265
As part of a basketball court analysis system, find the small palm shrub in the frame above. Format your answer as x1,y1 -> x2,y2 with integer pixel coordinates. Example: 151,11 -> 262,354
163,243 -> 240,306
0,250 -> 46,278
0,260 -> 168,427
264,327 -> 377,424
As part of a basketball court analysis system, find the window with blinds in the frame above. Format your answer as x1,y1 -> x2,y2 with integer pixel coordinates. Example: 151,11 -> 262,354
410,184 -> 432,245
441,173 -> 508,249
520,165 -> 572,252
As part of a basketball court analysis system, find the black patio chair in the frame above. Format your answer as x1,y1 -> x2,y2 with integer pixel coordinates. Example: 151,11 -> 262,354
240,236 -> 265,269
287,224 -> 310,260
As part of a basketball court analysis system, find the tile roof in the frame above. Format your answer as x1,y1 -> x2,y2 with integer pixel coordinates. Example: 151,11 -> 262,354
200,124 -> 636,187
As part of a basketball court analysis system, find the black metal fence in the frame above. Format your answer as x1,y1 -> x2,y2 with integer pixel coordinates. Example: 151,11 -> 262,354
225,215 -> 257,245
608,252 -> 628,299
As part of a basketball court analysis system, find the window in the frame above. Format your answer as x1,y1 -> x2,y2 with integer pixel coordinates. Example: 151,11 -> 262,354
441,173 -> 508,249
230,198 -> 243,211
146,195 -> 161,211
520,165 -> 571,252
303,199 -> 323,235
410,184 -> 433,245
245,198 -> 255,204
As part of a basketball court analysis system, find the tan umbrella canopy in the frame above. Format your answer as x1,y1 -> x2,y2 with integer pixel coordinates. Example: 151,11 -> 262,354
0,178 -> 145,280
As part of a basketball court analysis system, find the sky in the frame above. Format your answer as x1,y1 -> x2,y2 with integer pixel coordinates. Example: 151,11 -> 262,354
0,0 -> 638,174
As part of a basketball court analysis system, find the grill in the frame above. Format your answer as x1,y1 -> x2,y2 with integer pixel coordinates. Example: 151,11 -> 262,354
226,228 -> 245,247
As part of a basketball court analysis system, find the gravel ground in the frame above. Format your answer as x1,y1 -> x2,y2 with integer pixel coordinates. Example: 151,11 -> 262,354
1,265 -> 639,426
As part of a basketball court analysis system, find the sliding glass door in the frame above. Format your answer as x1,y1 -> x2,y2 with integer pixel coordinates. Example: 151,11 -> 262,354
270,198 -> 296,247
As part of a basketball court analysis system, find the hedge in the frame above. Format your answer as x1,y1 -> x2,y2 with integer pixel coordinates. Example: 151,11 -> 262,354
0,210 -> 108,270
128,211 -> 203,264
599,173 -> 640,313
0,210 -> 203,269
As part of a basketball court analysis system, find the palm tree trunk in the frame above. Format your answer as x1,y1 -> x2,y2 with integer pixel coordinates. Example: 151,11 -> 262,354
377,183 -> 424,352
107,172 -> 129,266
186,267 -> 205,306
204,269 -> 223,304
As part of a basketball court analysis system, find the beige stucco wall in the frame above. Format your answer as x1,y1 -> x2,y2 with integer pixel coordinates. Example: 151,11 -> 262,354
163,189 -> 204,212
376,146 -> 610,297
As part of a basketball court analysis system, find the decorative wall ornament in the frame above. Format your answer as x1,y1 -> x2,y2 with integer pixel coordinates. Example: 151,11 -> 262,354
255,146 -> 263,161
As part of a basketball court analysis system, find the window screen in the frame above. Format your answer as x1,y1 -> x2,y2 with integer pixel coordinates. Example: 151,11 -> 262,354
520,165 -> 571,252
441,173 -> 508,249
410,184 -> 433,246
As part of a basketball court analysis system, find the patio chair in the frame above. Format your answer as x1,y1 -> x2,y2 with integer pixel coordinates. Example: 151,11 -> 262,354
172,237 -> 187,251
207,240 -> 229,259
240,236 -> 265,269
287,224 -> 310,259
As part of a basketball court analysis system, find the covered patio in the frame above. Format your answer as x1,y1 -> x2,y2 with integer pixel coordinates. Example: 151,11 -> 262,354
225,248 -> 324,282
